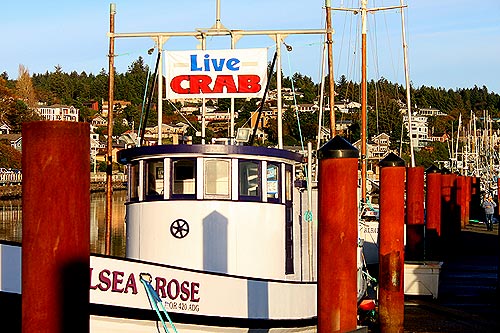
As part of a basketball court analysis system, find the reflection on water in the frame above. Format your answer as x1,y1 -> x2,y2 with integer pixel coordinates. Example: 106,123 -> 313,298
0,191 -> 127,257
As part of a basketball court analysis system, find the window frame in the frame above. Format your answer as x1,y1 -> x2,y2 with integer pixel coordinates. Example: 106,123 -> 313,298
265,162 -> 281,204
238,159 -> 262,202
204,158 -> 231,200
171,158 -> 197,199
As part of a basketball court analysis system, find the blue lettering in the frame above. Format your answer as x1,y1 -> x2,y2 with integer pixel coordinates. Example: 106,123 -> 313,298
190,54 -> 241,72
203,54 -> 210,71
211,58 -> 225,71
226,58 -> 240,71
190,55 -> 202,71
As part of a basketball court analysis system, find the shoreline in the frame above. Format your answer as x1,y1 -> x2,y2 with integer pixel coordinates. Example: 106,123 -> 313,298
0,183 -> 127,200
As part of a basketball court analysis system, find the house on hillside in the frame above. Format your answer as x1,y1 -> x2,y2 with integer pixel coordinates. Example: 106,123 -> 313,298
0,124 -> 11,135
36,104 -> 79,122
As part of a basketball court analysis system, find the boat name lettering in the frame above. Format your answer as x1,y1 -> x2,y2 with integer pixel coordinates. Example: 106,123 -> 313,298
90,268 -> 138,294
363,227 -> 378,233
155,276 -> 200,302
89,268 -> 200,303
170,74 -> 261,95
190,54 -> 240,72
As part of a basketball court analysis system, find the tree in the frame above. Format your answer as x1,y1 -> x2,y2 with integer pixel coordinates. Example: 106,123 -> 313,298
15,65 -> 37,109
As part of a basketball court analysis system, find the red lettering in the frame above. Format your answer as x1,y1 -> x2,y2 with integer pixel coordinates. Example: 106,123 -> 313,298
170,75 -> 261,95
238,75 -> 261,93
124,273 -> 138,294
212,75 -> 237,93
170,75 -> 189,94
167,279 -> 180,300
190,282 -> 200,302
190,75 -> 212,94
112,271 -> 124,292
98,269 -> 111,291
180,281 -> 190,301
155,276 -> 167,298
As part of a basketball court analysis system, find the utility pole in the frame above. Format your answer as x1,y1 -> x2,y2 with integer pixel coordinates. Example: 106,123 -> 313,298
105,3 -> 116,256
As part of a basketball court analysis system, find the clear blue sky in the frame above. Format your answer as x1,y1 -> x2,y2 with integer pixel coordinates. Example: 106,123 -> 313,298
1,0 -> 499,94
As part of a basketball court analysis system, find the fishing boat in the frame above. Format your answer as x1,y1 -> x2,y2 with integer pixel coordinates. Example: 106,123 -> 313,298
0,1 -> 373,332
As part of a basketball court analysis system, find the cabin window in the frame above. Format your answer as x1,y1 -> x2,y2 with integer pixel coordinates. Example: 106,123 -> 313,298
204,159 -> 230,199
266,163 -> 280,203
144,159 -> 164,200
172,159 -> 196,198
239,160 -> 261,201
129,162 -> 139,201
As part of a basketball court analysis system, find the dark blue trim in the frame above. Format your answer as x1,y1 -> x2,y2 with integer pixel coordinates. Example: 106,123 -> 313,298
118,144 -> 303,164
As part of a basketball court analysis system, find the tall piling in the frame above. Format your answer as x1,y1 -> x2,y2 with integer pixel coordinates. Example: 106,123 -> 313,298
317,136 -> 359,333
470,177 -> 481,221
456,175 -> 467,229
22,121 -> 90,333
464,176 -> 471,227
378,152 -> 406,333
425,165 -> 442,260
440,170 -> 456,257
406,166 -> 425,261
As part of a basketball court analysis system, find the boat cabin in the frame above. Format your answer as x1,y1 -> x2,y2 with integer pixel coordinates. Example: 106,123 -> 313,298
118,144 -> 310,281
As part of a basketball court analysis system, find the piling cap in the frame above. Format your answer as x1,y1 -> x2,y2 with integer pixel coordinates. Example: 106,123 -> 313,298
426,164 -> 441,174
379,152 -> 405,167
317,135 -> 359,160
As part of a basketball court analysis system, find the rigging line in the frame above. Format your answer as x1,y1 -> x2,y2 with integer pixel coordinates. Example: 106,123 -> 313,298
249,51 -> 277,146
380,3 -> 402,95
164,100 -> 198,132
285,50 -> 306,154
368,13 -> 381,135
137,50 -> 155,144
139,50 -> 161,146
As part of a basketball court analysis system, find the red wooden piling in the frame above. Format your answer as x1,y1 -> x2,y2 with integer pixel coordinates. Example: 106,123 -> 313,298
317,136 -> 358,333
441,173 -> 455,254
470,177 -> 481,221
456,176 -> 467,229
406,167 -> 425,261
425,167 -> 442,260
378,153 -> 406,333
22,122 -> 90,333
464,176 -> 471,227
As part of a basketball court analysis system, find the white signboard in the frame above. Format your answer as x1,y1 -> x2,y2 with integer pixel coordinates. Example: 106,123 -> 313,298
165,48 -> 268,99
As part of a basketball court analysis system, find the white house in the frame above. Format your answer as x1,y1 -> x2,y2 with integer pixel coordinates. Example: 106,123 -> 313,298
36,104 -> 79,122
403,114 -> 429,148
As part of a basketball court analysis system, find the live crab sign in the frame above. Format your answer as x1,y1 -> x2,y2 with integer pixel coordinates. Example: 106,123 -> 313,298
165,48 -> 268,99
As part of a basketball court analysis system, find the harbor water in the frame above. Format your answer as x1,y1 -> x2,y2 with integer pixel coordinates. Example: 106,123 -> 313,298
0,190 -> 127,257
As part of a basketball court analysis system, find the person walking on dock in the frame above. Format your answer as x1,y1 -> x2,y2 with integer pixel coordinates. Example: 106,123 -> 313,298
481,194 -> 496,231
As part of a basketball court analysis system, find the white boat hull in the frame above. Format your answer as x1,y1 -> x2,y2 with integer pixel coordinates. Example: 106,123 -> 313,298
1,242 -> 316,331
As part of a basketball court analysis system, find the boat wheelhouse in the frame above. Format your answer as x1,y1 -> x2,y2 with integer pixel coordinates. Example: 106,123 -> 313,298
117,144 -> 314,281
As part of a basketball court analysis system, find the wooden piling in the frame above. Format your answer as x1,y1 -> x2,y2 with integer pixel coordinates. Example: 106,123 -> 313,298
22,121 -> 90,333
425,166 -> 442,260
406,166 -> 425,261
317,136 -> 358,333
378,153 -> 406,333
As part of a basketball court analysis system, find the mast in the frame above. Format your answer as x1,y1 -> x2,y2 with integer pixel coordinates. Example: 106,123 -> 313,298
331,0 -> 407,203
105,3 -> 116,255
326,0 -> 336,137
400,0 -> 415,167
361,0 -> 368,203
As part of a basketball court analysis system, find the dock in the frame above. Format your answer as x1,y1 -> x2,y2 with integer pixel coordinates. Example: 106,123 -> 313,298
402,223 -> 499,332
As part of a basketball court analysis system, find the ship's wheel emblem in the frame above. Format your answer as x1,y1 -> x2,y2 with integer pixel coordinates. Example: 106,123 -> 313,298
170,219 -> 190,239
